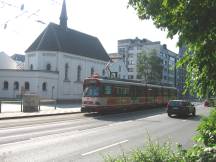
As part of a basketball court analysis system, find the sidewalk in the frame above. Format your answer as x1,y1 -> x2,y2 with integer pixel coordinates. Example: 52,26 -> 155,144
0,103 -> 81,120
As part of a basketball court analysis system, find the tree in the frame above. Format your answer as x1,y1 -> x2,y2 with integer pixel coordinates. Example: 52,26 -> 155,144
137,49 -> 163,84
128,0 -> 216,97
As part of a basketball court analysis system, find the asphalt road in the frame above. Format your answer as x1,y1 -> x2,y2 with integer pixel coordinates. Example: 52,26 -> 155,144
0,103 -> 210,162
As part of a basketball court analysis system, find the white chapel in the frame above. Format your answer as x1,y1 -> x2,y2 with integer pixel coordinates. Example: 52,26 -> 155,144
0,0 -> 110,101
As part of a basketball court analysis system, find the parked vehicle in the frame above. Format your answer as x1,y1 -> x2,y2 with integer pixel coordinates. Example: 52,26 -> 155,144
204,98 -> 215,107
81,75 -> 177,112
167,100 -> 196,117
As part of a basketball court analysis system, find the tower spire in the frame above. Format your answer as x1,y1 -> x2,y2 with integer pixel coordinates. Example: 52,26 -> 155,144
60,0 -> 68,29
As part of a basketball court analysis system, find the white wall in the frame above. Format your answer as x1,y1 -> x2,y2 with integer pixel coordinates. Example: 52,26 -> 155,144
0,70 -> 58,99
109,59 -> 128,79
25,51 -> 108,100
57,52 -> 107,99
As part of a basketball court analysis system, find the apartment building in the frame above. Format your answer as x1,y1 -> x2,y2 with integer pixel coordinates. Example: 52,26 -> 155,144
118,38 -> 178,86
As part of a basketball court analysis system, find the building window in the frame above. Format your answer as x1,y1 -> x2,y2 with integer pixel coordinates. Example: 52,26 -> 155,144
25,82 -> 30,90
30,64 -> 33,70
102,69 -> 106,76
137,75 -> 141,79
119,66 -> 121,72
3,81 -> 8,90
128,68 -> 134,72
77,65 -> 81,81
119,48 -> 125,54
91,67 -> 94,76
46,64 -> 51,71
14,81 -> 19,90
42,82 -> 47,91
128,75 -> 134,79
65,63 -> 69,80
129,54 -> 133,58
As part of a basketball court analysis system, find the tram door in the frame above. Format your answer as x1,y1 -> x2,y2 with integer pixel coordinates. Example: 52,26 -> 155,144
131,86 -> 137,104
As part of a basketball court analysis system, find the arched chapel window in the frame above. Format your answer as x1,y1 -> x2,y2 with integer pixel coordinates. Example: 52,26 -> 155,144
42,82 -> 47,91
46,64 -> 51,71
14,81 -> 19,90
102,69 -> 106,76
91,67 -> 94,76
3,81 -> 8,90
30,64 -> 33,70
119,66 -> 121,72
65,63 -> 69,80
77,65 -> 81,81
25,82 -> 30,90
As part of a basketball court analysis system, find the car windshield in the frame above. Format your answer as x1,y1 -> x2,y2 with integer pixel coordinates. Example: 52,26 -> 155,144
83,85 -> 100,97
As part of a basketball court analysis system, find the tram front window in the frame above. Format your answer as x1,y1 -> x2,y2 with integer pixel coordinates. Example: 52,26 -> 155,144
84,85 -> 100,97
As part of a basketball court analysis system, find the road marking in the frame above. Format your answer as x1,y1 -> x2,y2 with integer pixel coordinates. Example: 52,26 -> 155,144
81,140 -> 128,156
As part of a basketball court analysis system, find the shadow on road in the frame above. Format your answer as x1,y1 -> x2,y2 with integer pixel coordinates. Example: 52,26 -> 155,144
84,107 -> 166,122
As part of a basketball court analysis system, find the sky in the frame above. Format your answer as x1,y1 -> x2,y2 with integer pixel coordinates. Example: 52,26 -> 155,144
0,0 -> 179,56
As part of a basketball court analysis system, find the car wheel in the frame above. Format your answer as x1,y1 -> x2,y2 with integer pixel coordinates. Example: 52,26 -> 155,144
168,113 -> 172,117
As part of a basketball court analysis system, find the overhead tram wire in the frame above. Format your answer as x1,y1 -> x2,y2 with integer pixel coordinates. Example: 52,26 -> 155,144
0,0 -> 62,30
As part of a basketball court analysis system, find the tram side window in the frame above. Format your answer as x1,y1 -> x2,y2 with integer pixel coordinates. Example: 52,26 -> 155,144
103,85 -> 112,96
142,86 -> 147,96
147,86 -> 153,97
163,89 -> 168,96
136,86 -> 142,97
168,89 -> 171,97
124,88 -> 129,96
170,89 -> 176,97
153,88 -> 158,97
157,88 -> 162,96
116,87 -> 129,97
130,86 -> 136,97
116,87 -> 121,96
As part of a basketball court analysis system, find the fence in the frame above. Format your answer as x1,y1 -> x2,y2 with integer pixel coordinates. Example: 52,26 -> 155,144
0,99 -> 22,113
39,99 -> 57,111
0,98 -> 56,113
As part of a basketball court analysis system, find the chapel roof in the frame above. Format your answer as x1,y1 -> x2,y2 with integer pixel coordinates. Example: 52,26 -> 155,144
25,0 -> 110,62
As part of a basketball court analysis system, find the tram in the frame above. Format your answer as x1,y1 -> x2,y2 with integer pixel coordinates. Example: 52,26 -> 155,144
81,75 -> 177,112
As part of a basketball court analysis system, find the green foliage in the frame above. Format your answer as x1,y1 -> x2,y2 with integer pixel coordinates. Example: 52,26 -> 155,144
128,0 -> 216,97
194,109 -> 216,147
186,145 -> 216,162
137,49 -> 163,84
185,109 -> 216,162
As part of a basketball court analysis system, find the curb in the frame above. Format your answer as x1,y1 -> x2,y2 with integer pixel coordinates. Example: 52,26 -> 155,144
0,111 -> 81,120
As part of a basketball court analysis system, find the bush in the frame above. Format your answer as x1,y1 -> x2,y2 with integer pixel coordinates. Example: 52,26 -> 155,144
186,108 -> 216,162
186,145 -> 216,162
194,109 -> 216,147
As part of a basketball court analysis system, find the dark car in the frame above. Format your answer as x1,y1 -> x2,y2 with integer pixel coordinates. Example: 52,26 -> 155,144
167,100 -> 196,117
